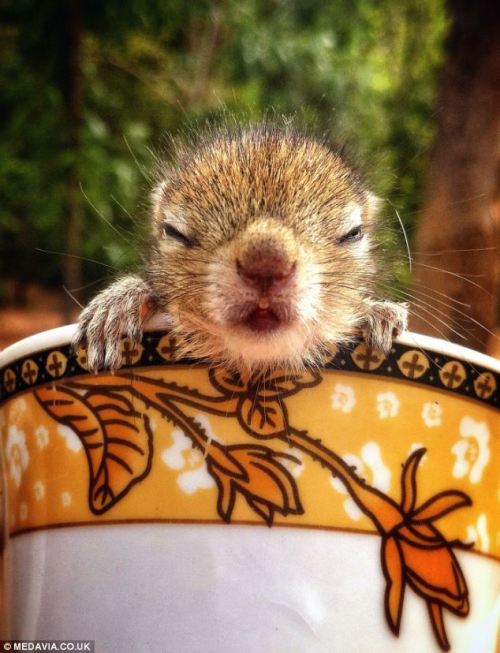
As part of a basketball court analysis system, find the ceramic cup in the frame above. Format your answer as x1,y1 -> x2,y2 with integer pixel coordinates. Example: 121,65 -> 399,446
0,324 -> 498,652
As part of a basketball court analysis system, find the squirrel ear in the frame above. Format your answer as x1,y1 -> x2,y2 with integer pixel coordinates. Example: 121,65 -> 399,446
364,192 -> 382,223
150,180 -> 168,224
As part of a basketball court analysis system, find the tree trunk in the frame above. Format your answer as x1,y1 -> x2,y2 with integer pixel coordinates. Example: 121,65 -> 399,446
410,0 -> 500,354
61,0 -> 84,321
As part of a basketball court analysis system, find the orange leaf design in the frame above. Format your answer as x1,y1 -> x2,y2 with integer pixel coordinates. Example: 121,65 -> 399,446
208,444 -> 303,525
207,367 -> 321,440
35,384 -> 153,514
412,491 -> 471,523
381,536 -> 405,635
427,602 -> 450,652
209,367 -> 249,395
400,529 -> 469,615
238,397 -> 288,439
400,447 -> 424,513
209,367 -> 321,400
249,368 -> 322,399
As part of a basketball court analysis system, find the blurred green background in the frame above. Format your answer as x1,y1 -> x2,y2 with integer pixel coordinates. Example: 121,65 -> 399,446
0,0 -> 447,309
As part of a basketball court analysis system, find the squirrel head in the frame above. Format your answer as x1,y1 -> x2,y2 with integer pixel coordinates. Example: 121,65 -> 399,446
149,125 -> 380,370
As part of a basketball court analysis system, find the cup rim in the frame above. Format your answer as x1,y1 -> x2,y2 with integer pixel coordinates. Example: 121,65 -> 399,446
0,318 -> 498,373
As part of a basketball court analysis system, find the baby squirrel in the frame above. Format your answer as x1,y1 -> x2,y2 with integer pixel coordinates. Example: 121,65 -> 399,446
74,125 -> 408,372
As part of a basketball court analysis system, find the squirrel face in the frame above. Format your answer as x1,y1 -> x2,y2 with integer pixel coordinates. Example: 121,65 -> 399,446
149,126 -> 380,370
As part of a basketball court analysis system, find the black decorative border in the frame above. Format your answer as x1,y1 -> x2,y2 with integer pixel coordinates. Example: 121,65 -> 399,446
0,331 -> 498,408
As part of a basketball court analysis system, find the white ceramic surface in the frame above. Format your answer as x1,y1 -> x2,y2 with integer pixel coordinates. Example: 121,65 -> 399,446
7,526 -> 500,653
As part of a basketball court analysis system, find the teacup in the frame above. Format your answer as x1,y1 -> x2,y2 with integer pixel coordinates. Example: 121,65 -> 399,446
0,324 -> 498,652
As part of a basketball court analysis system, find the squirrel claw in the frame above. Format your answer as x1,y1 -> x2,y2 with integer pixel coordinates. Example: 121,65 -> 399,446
73,275 -> 157,373
362,300 -> 408,353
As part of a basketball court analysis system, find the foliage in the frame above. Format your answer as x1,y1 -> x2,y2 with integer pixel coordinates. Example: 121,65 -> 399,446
0,0 -> 447,300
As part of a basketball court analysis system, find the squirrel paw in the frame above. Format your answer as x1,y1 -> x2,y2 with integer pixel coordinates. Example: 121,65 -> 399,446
361,300 -> 408,354
72,276 -> 157,372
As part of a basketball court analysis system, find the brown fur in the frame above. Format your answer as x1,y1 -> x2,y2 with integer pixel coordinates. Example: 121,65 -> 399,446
75,124 -> 407,371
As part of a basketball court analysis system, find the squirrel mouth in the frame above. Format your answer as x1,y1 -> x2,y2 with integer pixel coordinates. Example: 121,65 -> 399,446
243,307 -> 282,333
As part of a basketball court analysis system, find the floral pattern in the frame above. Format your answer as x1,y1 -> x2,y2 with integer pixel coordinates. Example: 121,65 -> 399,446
331,443 -> 391,521
381,451 -> 471,652
161,426 -> 215,495
18,501 -> 28,521
6,425 -> 29,488
376,392 -> 400,419
33,480 -> 45,501
57,424 -> 83,453
422,401 -> 442,428
207,444 -> 303,525
466,514 -> 490,553
35,425 -> 49,449
281,447 -> 304,478
61,491 -> 72,508
21,366 -> 482,651
451,416 -> 490,484
1,333 -> 498,653
331,383 -> 356,413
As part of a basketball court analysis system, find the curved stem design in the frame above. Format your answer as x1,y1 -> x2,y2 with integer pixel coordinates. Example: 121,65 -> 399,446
285,428 -> 403,534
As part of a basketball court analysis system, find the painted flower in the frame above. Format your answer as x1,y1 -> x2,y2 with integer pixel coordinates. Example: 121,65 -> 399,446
281,447 -> 305,478
35,426 -> 50,449
466,514 -> 489,553
57,424 -> 83,452
331,383 -> 356,413
33,480 -> 45,501
421,401 -> 442,428
11,398 -> 27,421
162,419 -> 215,495
162,428 -> 195,469
331,443 -> 391,521
207,443 -> 303,526
6,425 -> 29,487
376,392 -> 400,419
19,501 -> 28,521
177,464 -> 215,494
380,449 -> 471,652
451,417 -> 490,484
331,454 -> 364,520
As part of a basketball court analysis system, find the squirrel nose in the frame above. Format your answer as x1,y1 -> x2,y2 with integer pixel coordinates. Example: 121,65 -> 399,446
236,255 -> 296,291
